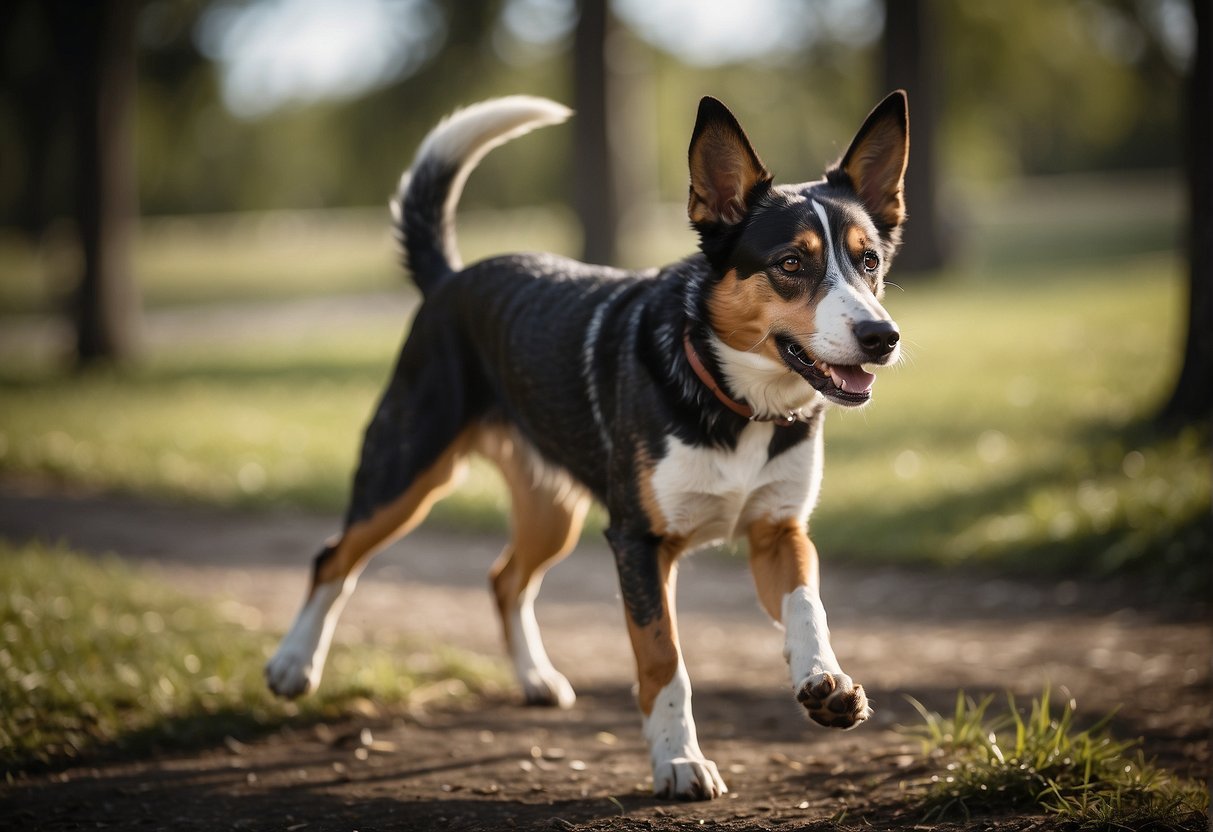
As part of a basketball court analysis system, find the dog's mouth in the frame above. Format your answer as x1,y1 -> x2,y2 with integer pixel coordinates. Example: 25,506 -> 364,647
777,336 -> 874,407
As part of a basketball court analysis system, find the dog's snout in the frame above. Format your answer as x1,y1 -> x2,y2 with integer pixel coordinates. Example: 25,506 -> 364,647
853,320 -> 899,359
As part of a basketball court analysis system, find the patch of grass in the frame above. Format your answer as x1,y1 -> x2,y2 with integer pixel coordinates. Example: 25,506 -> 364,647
810,253 -> 1209,590
0,237 -> 1207,586
0,541 -> 506,775
0,216 -> 391,315
902,690 -> 1209,829
0,206 -> 579,314
0,320 -> 546,532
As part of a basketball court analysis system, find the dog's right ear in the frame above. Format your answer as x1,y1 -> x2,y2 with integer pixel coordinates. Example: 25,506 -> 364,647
688,97 -> 771,227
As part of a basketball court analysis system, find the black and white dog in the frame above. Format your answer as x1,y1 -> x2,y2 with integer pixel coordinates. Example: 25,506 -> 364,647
266,92 -> 908,800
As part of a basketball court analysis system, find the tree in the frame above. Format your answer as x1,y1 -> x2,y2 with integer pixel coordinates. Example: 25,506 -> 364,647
2,0 -> 142,364
572,0 -> 619,266
52,0 -> 142,365
881,0 -> 947,273
0,2 -> 63,240
1157,0 -> 1212,426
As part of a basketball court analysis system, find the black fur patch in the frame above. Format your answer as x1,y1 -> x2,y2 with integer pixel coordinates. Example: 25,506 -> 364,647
606,528 -> 666,628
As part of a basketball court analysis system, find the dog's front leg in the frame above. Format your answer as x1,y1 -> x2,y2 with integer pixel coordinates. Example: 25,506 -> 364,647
606,529 -> 727,800
748,517 -> 871,728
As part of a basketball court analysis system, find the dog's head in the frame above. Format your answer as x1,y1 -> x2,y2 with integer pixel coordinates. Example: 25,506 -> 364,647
688,93 -> 908,410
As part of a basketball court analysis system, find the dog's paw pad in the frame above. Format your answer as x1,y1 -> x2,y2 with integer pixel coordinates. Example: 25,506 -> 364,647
796,672 -> 871,729
652,757 -> 728,801
796,673 -> 836,706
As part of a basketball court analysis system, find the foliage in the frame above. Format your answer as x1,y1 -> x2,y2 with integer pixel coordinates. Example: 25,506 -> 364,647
934,0 -> 1188,180
0,541 -> 505,774
903,690 -> 1209,828
0,1 -> 1189,222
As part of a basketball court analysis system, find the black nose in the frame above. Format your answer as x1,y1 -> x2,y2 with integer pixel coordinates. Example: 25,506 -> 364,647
853,320 -> 900,359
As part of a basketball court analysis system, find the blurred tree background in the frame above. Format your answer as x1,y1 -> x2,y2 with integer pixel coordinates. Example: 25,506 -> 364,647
1,0 -> 1194,224
0,0 -> 1207,584
3,0 -> 1202,400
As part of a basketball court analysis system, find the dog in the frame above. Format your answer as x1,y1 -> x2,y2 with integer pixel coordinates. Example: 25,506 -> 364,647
266,91 -> 908,801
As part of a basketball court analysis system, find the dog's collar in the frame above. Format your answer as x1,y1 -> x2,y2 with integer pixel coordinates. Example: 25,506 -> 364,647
682,330 -> 798,426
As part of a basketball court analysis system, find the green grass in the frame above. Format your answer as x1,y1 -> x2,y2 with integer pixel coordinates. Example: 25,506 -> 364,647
0,172 -> 1207,587
0,338 -> 521,531
0,211 -> 400,314
902,690 -> 1209,829
1,251 -> 1206,585
0,540 -> 506,775
812,253 -> 1210,586
0,205 -> 581,314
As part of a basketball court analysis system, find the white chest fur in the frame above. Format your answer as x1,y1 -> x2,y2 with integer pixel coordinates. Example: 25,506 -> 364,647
649,422 -> 823,549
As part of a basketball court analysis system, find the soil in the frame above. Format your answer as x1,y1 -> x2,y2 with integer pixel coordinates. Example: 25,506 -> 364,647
1,481 -> 1210,831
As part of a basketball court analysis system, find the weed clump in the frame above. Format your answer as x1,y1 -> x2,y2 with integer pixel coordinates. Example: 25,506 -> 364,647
903,689 -> 1208,829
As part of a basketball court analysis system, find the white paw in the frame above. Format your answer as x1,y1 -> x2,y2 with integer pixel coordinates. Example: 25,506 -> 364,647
652,756 -> 728,800
520,668 -> 576,709
265,647 -> 322,699
795,670 -> 872,729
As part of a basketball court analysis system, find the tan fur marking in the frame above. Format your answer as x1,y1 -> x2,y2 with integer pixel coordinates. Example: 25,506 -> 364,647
747,517 -> 819,622
706,269 -> 816,359
479,425 -> 590,638
845,225 -> 868,261
795,230 -> 823,257
626,538 -> 686,715
706,269 -> 779,357
311,429 -> 473,590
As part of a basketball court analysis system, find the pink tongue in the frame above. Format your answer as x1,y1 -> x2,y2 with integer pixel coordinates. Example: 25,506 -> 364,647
827,365 -> 875,393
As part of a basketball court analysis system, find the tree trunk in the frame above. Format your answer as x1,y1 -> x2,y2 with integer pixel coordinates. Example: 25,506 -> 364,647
881,0 -> 947,273
572,0 -> 619,266
3,2 -> 61,239
1157,0 -> 1212,426
62,0 -> 142,365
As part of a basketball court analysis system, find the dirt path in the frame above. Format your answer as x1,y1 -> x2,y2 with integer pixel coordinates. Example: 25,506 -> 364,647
2,482 -> 1209,830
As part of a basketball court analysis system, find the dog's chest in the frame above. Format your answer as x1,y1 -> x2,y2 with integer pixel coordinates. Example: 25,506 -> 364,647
648,422 -> 820,548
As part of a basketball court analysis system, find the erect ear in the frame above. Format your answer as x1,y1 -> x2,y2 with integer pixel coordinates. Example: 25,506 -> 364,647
688,97 -> 771,227
836,90 -> 909,234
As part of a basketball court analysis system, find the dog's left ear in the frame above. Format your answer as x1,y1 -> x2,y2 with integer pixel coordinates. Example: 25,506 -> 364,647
835,90 -> 909,235
688,97 -> 772,227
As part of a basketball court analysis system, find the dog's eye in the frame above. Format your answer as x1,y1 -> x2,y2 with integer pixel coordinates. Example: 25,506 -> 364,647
779,256 -> 801,274
862,251 -> 880,272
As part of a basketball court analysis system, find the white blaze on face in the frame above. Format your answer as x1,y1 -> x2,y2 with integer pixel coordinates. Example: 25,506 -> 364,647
807,200 -> 898,366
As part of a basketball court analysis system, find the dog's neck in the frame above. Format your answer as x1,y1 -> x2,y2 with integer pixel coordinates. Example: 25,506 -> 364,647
682,330 -> 799,426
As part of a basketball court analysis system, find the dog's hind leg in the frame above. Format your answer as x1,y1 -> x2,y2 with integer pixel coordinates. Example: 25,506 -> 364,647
266,379 -> 474,699
479,426 -> 590,708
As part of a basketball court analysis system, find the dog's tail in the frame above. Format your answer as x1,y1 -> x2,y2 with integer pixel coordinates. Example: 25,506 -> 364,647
391,96 -> 572,295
